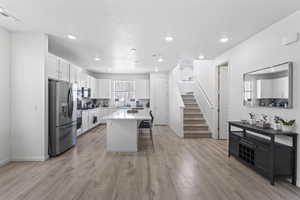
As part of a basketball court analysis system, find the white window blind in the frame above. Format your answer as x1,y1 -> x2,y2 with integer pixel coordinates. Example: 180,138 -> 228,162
113,80 -> 135,106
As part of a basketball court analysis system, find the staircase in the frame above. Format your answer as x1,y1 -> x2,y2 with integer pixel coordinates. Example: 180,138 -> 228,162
182,93 -> 211,138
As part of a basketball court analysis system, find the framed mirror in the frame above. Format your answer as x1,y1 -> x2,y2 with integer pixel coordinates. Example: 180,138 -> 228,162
243,62 -> 293,109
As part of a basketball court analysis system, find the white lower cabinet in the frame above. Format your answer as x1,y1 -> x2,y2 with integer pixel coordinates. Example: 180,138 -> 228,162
82,110 -> 89,133
88,110 -> 93,129
89,109 -> 99,128
81,108 -> 104,135
79,108 -> 119,136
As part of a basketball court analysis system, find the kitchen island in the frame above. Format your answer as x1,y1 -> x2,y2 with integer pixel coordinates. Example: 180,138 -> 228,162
104,108 -> 151,152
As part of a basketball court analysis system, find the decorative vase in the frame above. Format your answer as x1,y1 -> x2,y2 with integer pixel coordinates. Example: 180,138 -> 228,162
249,119 -> 256,125
273,123 -> 281,131
282,125 -> 293,132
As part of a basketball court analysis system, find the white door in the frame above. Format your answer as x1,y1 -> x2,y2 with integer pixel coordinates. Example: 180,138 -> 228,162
218,65 -> 229,139
151,77 -> 168,125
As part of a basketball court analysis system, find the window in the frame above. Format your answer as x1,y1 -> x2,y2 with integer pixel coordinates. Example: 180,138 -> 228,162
113,80 -> 135,107
244,80 -> 253,102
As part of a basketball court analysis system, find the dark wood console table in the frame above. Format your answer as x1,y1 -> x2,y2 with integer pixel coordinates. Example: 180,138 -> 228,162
228,121 -> 297,185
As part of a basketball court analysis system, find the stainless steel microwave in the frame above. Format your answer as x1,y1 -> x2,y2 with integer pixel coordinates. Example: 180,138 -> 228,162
82,87 -> 91,98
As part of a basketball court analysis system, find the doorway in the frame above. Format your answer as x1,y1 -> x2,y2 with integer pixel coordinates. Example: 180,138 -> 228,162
217,63 -> 229,139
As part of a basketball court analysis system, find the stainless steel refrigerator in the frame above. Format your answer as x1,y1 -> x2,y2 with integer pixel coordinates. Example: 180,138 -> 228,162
49,80 -> 77,156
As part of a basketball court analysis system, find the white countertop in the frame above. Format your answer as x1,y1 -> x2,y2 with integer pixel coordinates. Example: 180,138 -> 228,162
104,109 -> 151,120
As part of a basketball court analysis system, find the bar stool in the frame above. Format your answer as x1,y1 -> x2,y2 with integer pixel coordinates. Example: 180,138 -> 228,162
138,110 -> 154,151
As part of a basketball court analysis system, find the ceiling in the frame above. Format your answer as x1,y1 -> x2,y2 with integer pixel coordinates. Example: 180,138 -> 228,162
1,0 -> 300,74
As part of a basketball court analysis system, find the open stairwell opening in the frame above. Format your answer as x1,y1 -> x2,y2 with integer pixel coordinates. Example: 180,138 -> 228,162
182,92 -> 211,138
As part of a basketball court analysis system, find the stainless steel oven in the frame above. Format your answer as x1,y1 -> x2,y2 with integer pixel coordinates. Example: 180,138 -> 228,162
82,87 -> 91,98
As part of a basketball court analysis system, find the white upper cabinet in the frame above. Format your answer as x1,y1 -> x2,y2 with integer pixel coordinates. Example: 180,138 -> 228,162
46,53 -> 60,80
59,59 -> 70,82
135,79 -> 150,99
98,79 -> 111,99
46,53 -> 70,82
70,64 -> 81,85
80,73 -> 89,88
90,76 -> 98,98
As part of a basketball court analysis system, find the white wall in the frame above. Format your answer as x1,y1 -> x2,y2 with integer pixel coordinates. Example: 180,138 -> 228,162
193,60 -> 216,102
193,60 -> 218,138
10,33 -> 48,161
180,66 -> 193,81
91,73 -> 149,80
214,10 -> 300,186
168,67 -> 184,137
0,27 -> 11,166
150,72 -> 169,125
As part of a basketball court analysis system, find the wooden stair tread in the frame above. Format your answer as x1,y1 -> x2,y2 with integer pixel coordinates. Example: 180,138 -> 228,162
184,130 -> 210,133
184,118 -> 204,120
184,104 -> 198,107
184,113 -> 202,115
181,93 -> 211,138
184,134 -> 211,139
184,108 -> 201,111
182,97 -> 195,99
184,124 -> 208,127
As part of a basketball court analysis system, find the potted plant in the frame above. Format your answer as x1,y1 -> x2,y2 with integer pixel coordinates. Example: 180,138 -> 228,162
257,114 -> 270,129
273,116 -> 281,130
278,118 -> 296,132
249,113 -> 256,125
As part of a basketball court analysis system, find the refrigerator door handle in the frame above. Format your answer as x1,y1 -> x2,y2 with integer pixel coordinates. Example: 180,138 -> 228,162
67,87 -> 74,118
70,89 -> 74,118
67,88 -> 71,118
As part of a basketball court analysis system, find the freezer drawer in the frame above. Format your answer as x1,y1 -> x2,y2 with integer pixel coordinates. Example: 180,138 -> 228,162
49,122 -> 77,156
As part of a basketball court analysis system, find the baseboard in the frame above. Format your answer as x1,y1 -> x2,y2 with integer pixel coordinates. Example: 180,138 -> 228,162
11,156 -> 48,162
0,159 -> 10,167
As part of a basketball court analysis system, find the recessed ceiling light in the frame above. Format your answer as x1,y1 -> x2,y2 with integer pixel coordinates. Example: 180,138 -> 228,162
67,34 -> 77,40
154,67 -> 159,72
0,7 -> 4,14
165,36 -> 174,42
219,36 -> 229,43
158,57 -> 164,62
130,48 -> 137,53
198,55 -> 205,60
94,57 -> 101,61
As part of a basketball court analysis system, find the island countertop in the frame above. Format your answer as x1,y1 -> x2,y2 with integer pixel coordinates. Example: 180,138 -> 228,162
104,108 -> 151,120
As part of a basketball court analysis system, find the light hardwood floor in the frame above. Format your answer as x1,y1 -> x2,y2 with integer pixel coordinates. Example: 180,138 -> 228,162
0,125 -> 300,200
